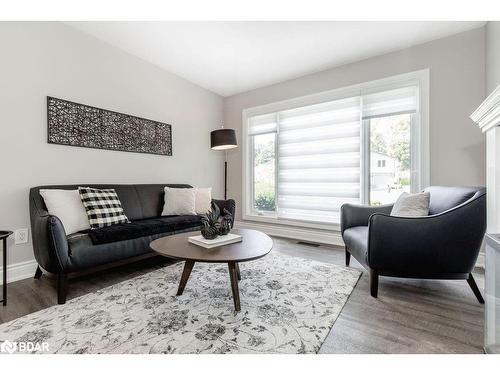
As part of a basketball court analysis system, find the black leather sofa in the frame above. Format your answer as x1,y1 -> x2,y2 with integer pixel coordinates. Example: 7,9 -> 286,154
341,186 -> 486,302
29,184 -> 235,304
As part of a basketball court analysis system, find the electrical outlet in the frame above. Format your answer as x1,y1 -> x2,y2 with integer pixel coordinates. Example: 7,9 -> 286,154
14,228 -> 29,244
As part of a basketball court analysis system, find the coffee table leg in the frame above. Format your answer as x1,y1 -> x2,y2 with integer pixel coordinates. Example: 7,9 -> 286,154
235,262 -> 241,281
177,260 -> 195,296
228,262 -> 241,311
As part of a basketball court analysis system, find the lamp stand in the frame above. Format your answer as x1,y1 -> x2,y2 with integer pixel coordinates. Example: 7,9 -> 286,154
224,160 -> 228,200
224,150 -> 228,200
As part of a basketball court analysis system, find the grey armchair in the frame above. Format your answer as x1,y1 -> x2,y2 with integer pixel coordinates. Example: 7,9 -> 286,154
340,186 -> 486,303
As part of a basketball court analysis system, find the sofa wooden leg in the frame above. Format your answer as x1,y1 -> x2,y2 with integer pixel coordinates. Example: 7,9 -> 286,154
467,273 -> 484,304
345,248 -> 351,266
57,273 -> 68,304
34,265 -> 43,279
370,269 -> 379,298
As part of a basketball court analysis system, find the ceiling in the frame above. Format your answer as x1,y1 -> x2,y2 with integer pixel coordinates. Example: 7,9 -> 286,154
67,21 -> 485,97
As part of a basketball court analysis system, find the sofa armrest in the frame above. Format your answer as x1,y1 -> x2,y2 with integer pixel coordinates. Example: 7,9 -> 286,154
29,192 -> 71,273
367,193 -> 486,275
212,199 -> 236,227
340,203 -> 393,234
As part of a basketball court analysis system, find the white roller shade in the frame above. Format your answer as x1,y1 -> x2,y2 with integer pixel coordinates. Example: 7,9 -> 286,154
277,96 -> 361,223
248,113 -> 277,135
362,85 -> 418,120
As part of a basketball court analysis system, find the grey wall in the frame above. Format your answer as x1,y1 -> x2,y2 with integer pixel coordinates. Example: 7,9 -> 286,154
224,27 -> 486,221
486,21 -> 500,94
0,22 -> 224,267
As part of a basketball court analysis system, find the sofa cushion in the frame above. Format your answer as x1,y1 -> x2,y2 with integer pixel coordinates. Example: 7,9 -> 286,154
79,187 -> 130,229
86,215 -> 202,245
391,191 -> 430,217
195,187 -> 212,215
40,189 -> 90,235
66,231 -> 165,271
66,219 -> 201,270
343,226 -> 369,267
162,187 -> 197,216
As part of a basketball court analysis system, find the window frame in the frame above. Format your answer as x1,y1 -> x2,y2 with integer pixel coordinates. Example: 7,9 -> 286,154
242,69 -> 430,230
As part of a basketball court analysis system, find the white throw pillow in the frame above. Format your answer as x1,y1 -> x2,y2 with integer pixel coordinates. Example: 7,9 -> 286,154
390,191 -> 430,217
162,187 -> 197,216
40,189 -> 91,234
195,187 -> 212,215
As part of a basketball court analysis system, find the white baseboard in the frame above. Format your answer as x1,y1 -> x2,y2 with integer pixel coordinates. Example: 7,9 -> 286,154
234,220 -> 344,247
476,250 -> 485,269
0,259 -> 37,285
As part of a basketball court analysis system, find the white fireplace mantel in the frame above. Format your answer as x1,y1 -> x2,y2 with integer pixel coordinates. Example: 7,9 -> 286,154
472,86 -> 500,353
470,84 -> 500,238
471,84 -> 500,132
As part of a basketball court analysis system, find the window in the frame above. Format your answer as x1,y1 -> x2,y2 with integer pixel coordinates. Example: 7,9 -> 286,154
369,114 -> 411,205
252,133 -> 276,212
243,71 -> 429,227
362,85 -> 417,205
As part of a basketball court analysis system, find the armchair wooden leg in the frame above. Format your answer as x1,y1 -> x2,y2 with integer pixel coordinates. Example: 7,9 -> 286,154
370,269 -> 378,298
57,273 -> 68,304
34,265 -> 43,279
345,248 -> 351,266
467,273 -> 484,304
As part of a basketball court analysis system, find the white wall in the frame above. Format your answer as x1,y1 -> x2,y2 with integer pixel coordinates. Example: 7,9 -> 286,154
0,22 -> 224,269
225,27 -> 486,222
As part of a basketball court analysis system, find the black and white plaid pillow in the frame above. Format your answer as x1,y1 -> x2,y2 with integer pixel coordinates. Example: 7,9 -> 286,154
78,187 -> 129,229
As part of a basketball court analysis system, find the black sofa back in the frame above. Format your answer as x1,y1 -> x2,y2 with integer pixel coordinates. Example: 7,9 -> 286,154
30,184 -> 193,221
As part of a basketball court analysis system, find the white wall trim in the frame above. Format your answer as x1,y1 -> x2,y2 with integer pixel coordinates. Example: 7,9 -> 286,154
234,220 -> 344,247
0,259 -> 37,285
476,251 -> 485,269
470,83 -> 500,132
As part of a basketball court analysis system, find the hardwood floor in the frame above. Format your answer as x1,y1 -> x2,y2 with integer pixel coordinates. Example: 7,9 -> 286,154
0,237 -> 485,353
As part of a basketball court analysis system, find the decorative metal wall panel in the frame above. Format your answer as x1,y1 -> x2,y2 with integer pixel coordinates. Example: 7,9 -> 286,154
47,97 -> 172,156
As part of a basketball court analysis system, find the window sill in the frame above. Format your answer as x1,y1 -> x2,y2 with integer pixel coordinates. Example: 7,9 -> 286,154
242,213 -> 340,232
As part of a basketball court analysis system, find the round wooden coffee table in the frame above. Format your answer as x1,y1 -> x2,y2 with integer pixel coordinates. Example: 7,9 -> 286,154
150,229 -> 273,311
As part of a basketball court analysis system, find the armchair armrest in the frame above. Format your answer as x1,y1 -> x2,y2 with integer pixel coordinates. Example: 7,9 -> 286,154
367,194 -> 486,275
340,203 -> 393,234
212,198 -> 236,227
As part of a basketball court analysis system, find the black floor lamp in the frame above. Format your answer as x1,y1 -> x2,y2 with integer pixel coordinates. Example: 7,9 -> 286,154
211,127 -> 238,200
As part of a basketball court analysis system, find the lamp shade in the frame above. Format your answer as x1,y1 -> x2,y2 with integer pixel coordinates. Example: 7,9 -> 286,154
210,128 -> 238,150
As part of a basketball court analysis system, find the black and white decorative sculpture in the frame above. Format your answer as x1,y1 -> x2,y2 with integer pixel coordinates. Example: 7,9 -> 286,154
200,204 -> 221,240
218,208 -> 233,236
47,96 -> 172,156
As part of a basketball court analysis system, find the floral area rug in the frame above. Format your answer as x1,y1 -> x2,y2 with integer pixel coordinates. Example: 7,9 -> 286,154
0,252 -> 361,354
